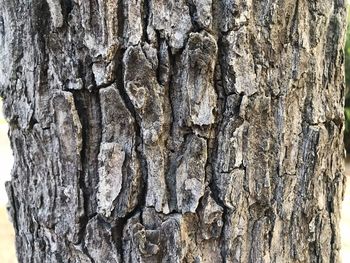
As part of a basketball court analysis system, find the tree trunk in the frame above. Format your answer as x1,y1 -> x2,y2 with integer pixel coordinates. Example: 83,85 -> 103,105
0,0 -> 347,262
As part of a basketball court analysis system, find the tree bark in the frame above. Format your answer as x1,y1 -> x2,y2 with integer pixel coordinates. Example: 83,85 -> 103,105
0,0 -> 347,262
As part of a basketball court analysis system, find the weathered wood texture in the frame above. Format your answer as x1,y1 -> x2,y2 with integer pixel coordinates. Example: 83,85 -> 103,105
0,0 -> 347,262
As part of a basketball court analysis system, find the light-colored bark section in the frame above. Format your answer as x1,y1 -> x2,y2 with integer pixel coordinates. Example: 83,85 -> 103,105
0,0 -> 346,262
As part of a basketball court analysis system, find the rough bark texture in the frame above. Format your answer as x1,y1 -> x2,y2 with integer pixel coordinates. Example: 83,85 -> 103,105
0,0 -> 347,262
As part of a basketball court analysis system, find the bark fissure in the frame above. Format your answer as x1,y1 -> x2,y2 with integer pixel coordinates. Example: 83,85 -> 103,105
72,89 -> 102,243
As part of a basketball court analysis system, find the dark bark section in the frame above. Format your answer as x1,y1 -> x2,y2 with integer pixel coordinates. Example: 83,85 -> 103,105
0,0 -> 346,262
